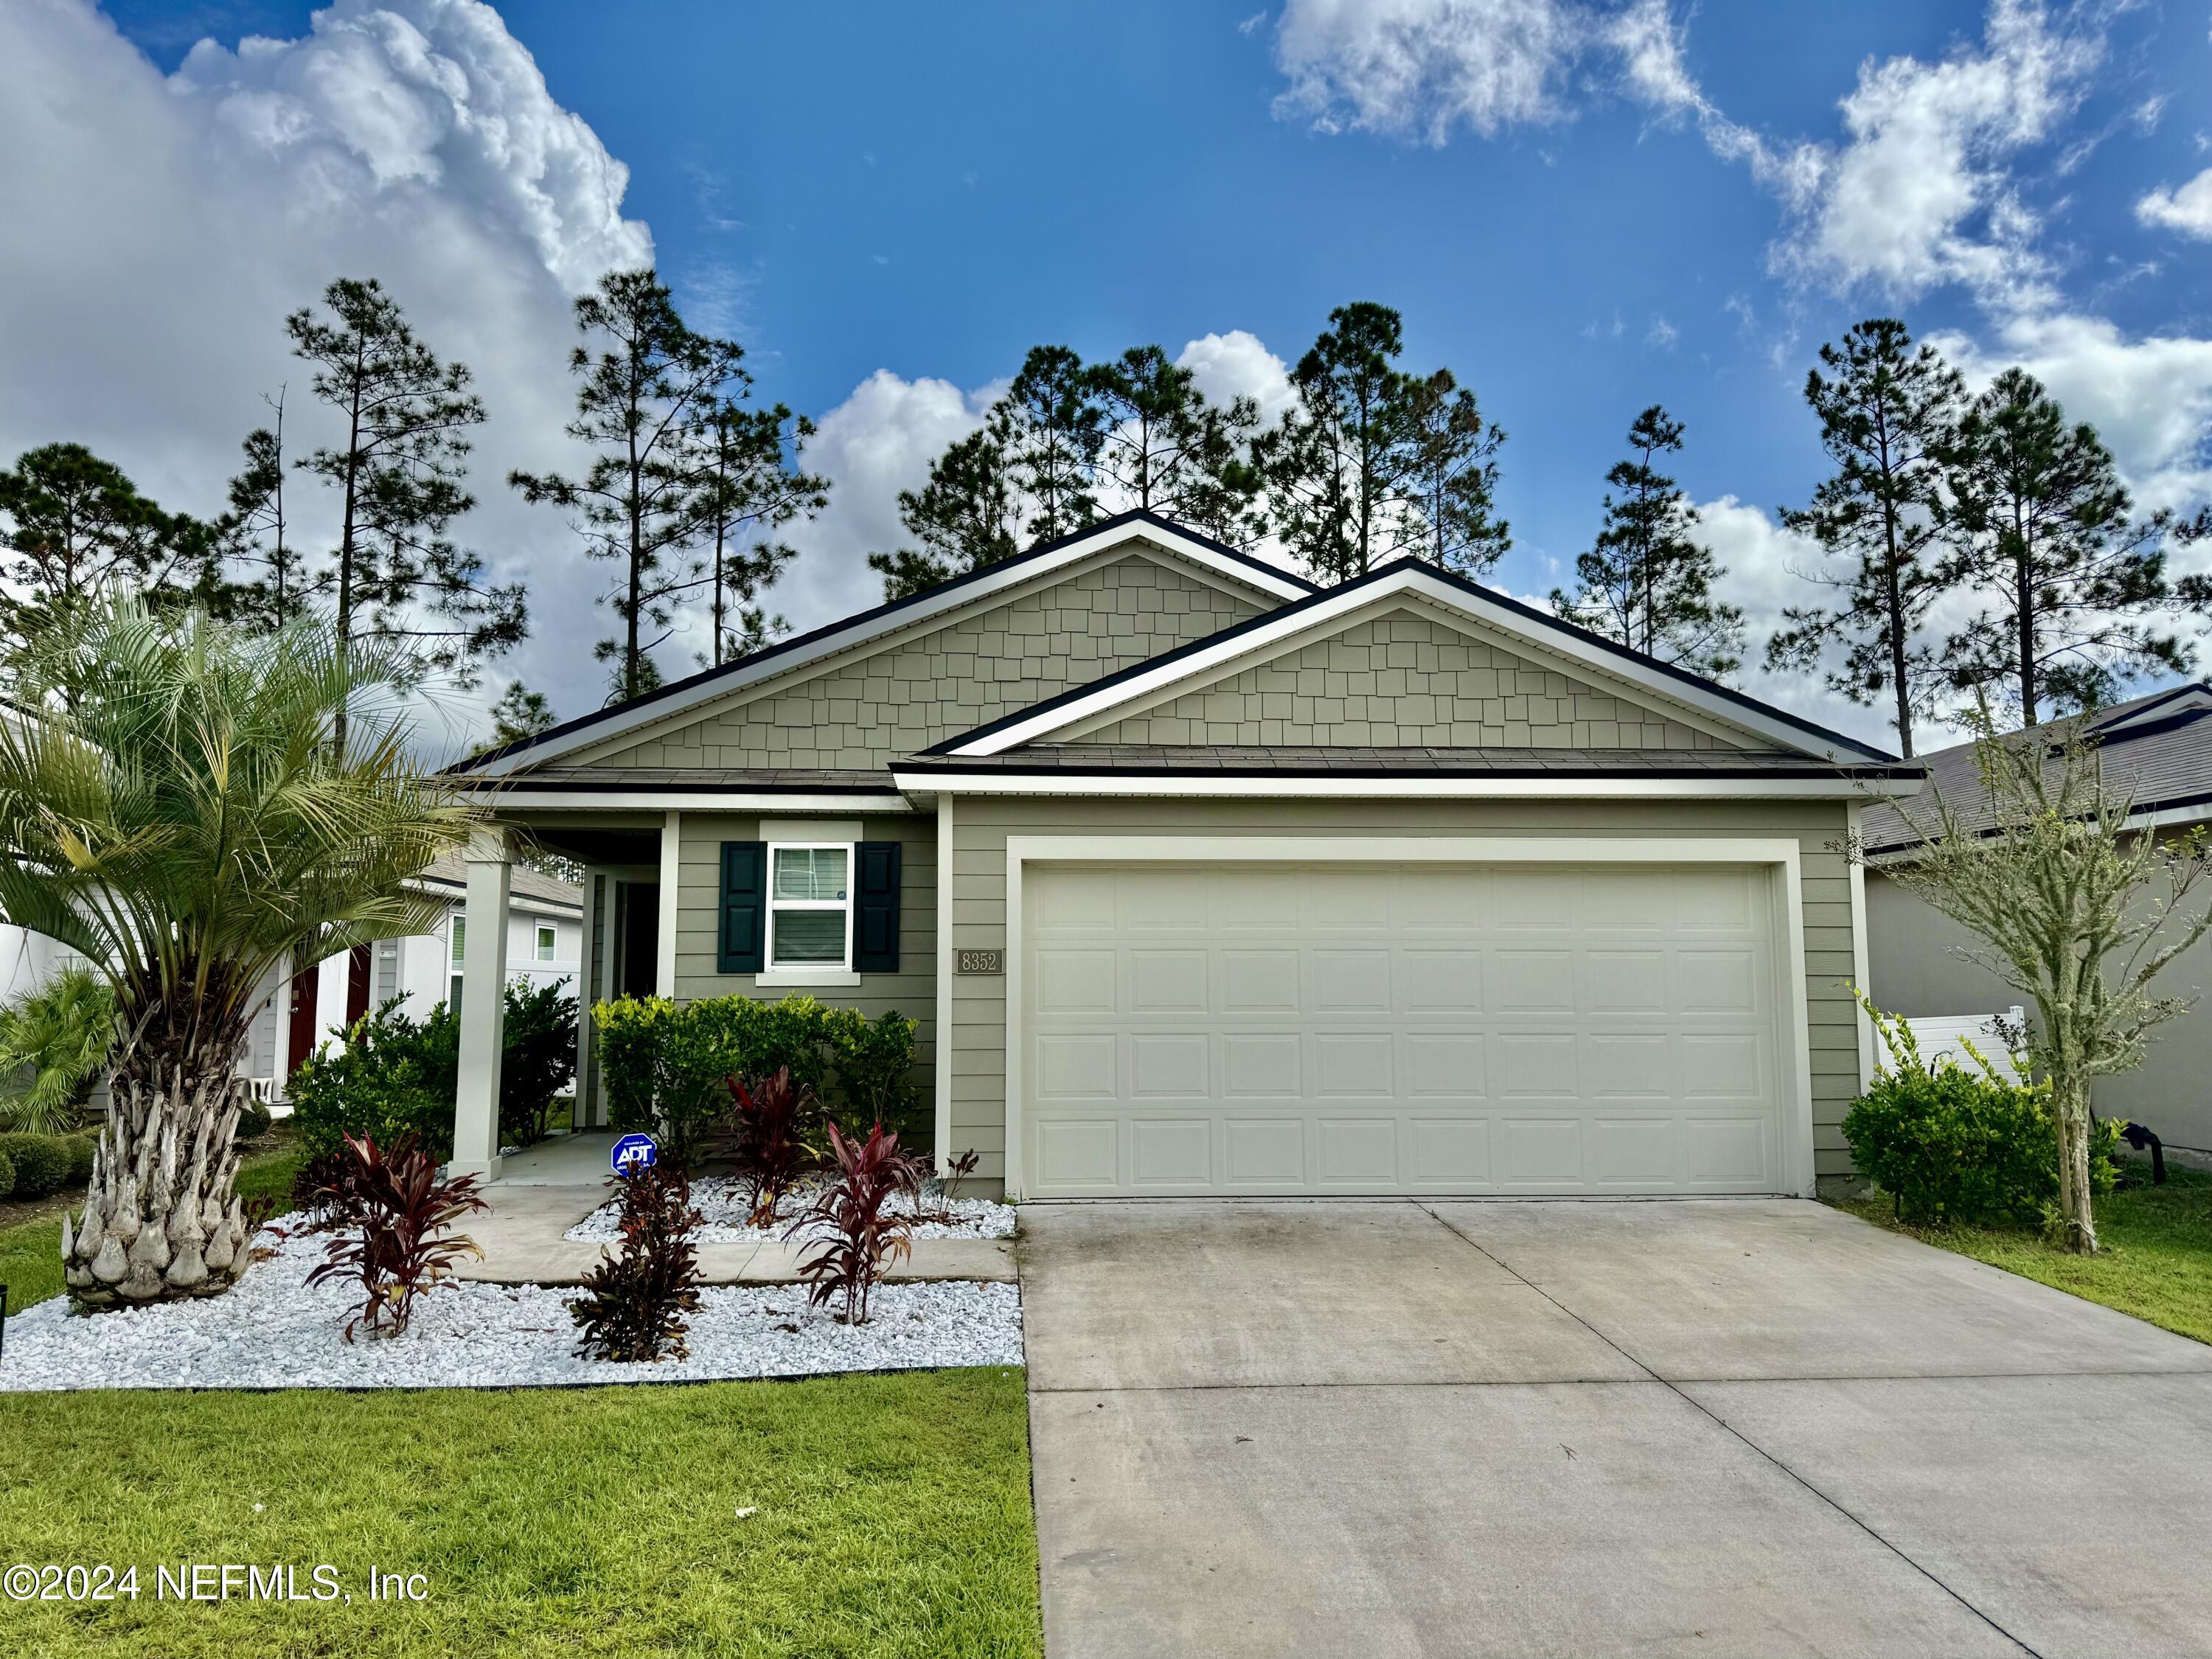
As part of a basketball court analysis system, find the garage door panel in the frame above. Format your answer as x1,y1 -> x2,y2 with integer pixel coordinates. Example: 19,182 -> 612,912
1130,1117 -> 1212,1185
1398,949 -> 1483,1010
1495,1032 -> 1579,1097
1224,1117 -> 1307,1184
1024,863 -> 1787,1197
1034,949 -> 1117,1014
1492,950 -> 1576,1012
1130,1033 -> 1210,1099
1315,1032 -> 1393,1096
1404,1032 -> 1486,1097
1129,948 -> 1208,1012
1222,949 -> 1300,1012
1312,949 -> 1394,1011
1500,1118 -> 1584,1185
1223,1032 -> 1302,1096
1583,949 -> 1669,1014
1317,1118 -> 1398,1184
1582,1032 -> 1674,1098
1590,1116 -> 1679,1185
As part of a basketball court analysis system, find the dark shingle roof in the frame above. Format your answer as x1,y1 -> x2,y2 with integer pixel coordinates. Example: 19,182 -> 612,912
1860,685 -> 2212,854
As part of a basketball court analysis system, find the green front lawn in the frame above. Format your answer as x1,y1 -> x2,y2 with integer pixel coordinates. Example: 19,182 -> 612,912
0,1370 -> 1042,1658
0,1143 -> 303,1318
1834,1163 -> 2212,1344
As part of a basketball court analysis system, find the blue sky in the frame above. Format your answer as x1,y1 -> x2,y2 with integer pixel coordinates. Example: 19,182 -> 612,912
10,1 -> 2212,748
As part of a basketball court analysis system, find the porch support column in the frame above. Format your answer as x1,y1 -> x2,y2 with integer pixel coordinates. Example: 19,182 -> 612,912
571,871 -> 601,1130
657,812 -> 681,997
452,827 -> 512,1180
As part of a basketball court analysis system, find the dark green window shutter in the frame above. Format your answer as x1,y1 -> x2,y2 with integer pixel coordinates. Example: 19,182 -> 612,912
854,841 -> 901,973
717,841 -> 766,973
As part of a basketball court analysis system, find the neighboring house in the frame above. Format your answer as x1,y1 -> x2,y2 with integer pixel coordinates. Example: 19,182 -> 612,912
1863,684 -> 2212,1158
240,850 -> 584,1097
442,510 -> 1919,1197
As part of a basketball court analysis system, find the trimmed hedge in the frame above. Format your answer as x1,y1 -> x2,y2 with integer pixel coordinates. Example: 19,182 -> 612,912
1843,1002 -> 2120,1228
594,995 -> 919,1166
0,1144 -> 13,1200
64,1134 -> 95,1186
0,1133 -> 74,1200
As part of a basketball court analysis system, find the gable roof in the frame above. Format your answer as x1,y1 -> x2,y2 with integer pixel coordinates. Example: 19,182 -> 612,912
926,557 -> 1898,763
1861,684 -> 2212,854
452,511 -> 1314,779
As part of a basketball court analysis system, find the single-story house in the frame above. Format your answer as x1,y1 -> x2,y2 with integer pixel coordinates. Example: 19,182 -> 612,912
1864,684 -> 2212,1160
443,511 -> 1920,1199
240,851 -> 583,1098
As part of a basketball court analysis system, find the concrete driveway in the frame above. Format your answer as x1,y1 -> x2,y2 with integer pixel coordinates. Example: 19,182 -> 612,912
1018,1199 -> 2212,1659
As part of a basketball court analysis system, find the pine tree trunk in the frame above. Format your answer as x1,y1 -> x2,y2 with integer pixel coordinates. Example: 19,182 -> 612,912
63,1046 -> 249,1310
2050,1067 -> 2098,1256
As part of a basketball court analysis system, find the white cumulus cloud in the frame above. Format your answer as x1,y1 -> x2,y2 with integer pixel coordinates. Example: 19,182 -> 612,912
2138,168 -> 2212,241
0,0 -> 651,737
1270,0 -> 1587,143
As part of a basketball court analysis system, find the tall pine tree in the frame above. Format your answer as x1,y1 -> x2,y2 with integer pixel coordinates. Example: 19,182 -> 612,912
1088,345 -> 1264,546
999,346 -> 1105,545
288,278 -> 521,689
0,444 -> 212,650
1767,319 -> 1965,757
868,425 -> 1024,601
511,269 -> 740,703
1553,406 -> 1744,678
1402,366 -> 1510,579
212,394 -> 327,631
1941,368 -> 2191,724
692,397 -> 827,668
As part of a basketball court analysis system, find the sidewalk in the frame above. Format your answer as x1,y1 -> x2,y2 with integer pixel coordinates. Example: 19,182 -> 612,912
450,1176 -> 1017,1286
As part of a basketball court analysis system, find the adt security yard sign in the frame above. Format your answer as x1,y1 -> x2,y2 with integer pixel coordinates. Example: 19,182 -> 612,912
611,1133 -> 658,1178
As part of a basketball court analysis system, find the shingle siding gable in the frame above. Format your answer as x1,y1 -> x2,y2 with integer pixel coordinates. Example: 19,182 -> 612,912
592,554 -> 1265,771
1071,610 -> 1732,750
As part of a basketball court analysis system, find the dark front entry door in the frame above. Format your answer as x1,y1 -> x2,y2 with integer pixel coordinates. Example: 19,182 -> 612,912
286,967 -> 319,1082
345,944 -> 371,1026
620,882 -> 660,997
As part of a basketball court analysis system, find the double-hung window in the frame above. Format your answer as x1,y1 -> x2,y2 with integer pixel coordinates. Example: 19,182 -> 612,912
768,844 -> 852,973
535,923 -> 557,964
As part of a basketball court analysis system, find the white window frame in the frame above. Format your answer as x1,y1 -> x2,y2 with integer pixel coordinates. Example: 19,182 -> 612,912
759,841 -> 860,987
535,922 -> 557,964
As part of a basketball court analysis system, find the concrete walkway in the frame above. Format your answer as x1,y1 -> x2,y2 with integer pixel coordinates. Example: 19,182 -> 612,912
450,1146 -> 1015,1285
1019,1198 -> 2212,1659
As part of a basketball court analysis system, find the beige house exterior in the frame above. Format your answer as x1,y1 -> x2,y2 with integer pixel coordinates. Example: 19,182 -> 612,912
446,513 -> 1915,1198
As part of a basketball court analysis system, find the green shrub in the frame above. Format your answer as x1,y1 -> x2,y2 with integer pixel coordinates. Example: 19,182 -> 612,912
594,995 -> 922,1165
63,1134 -> 95,1186
0,1143 -> 14,1199
1843,1002 -> 2120,1228
289,997 -> 461,1162
498,981 -> 580,1149
234,1099 -> 274,1141
0,1132 -> 74,1200
291,984 -> 582,1162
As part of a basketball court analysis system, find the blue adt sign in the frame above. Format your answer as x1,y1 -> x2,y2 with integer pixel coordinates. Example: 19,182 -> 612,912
610,1133 -> 658,1178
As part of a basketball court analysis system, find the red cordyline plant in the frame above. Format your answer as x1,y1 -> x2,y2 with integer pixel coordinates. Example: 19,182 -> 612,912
569,1161 -> 703,1362
305,1133 -> 487,1341
785,1121 -> 927,1326
725,1067 -> 816,1226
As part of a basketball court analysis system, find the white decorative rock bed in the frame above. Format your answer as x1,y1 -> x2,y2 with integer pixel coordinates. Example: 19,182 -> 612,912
0,1222 -> 1023,1392
564,1175 -> 1017,1245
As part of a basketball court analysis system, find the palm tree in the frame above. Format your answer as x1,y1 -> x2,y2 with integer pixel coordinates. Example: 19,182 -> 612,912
0,603 -> 480,1307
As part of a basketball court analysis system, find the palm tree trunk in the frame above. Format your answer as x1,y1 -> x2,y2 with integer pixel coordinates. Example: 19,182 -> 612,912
63,1046 -> 249,1308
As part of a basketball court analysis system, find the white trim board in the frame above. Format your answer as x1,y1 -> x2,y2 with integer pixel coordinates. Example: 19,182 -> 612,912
934,793 -> 955,1176
895,771 -> 1914,801
947,563 -> 1891,762
998,835 -> 1818,1203
462,790 -> 915,813
462,524 -> 1309,779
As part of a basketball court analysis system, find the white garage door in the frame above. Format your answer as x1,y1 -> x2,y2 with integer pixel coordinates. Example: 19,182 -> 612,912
1021,862 -> 1789,1197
